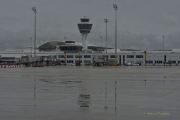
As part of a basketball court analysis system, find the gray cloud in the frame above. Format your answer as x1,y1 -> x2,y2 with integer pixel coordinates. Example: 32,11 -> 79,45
0,0 -> 180,50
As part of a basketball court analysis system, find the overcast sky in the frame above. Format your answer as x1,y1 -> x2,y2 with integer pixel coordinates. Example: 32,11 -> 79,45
1,0 -> 180,50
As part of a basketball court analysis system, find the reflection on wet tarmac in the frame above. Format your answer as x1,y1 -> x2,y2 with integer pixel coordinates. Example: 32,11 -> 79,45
78,94 -> 91,108
0,66 -> 180,120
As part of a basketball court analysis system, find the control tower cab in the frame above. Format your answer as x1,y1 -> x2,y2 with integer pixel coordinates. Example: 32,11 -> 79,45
78,17 -> 93,51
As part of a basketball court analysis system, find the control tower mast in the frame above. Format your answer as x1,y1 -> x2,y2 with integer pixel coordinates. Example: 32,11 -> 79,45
78,17 -> 93,51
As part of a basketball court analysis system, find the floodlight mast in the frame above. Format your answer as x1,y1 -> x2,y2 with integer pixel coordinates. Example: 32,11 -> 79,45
104,18 -> 109,54
162,34 -> 166,65
32,6 -> 37,58
113,2 -> 118,56
162,34 -> 165,52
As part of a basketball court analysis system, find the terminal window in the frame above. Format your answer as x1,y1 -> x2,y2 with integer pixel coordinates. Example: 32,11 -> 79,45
75,55 -> 82,58
127,55 -> 134,58
136,55 -> 143,58
155,61 -> 163,64
84,60 -> 91,64
59,55 -> 65,58
168,61 -> 176,64
67,60 -> 74,63
110,55 -> 116,58
146,60 -> 153,64
84,55 -> 91,58
67,55 -> 74,58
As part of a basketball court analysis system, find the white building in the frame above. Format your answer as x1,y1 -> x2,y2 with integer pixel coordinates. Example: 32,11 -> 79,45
1,41 -> 180,66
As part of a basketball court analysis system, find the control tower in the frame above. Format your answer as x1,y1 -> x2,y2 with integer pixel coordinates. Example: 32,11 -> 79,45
78,17 -> 93,51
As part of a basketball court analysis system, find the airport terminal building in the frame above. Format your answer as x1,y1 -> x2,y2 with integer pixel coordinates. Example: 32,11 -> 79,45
1,40 -> 180,66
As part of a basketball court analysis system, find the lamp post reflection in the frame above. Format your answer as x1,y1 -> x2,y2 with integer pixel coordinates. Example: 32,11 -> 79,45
33,69 -> 37,120
104,80 -> 108,109
114,81 -> 117,113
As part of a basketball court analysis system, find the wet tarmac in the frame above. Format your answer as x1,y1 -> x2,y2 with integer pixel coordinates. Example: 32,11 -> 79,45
0,66 -> 180,120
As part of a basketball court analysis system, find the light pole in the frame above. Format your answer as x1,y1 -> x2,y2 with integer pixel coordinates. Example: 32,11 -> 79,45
162,34 -> 165,65
113,2 -> 118,56
104,18 -> 109,54
32,7 -> 37,58
162,34 -> 165,52
30,37 -> 33,57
